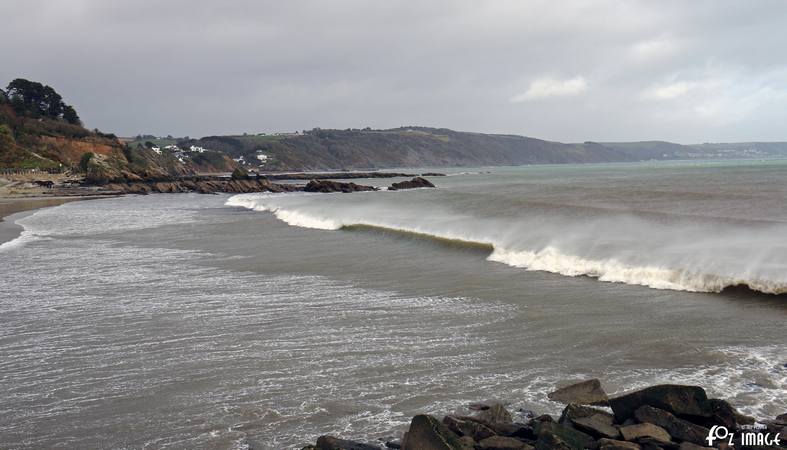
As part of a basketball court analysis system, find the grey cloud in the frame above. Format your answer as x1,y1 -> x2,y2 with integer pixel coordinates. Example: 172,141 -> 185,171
3,0 -> 787,142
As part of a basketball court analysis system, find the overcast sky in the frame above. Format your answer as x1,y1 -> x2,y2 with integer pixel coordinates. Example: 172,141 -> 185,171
3,1 -> 787,143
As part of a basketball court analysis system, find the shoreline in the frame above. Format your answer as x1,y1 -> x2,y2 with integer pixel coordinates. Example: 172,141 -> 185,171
0,196 -> 102,246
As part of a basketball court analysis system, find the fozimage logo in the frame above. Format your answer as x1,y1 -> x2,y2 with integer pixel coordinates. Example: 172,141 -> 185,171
707,425 -> 781,447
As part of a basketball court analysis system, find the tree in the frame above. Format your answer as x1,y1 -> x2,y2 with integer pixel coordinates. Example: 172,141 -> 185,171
79,152 -> 95,172
0,88 -> 7,104
6,78 -> 80,123
63,105 -> 81,125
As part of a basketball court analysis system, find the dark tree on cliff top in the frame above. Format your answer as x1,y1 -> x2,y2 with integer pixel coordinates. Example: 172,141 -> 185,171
62,104 -> 81,125
5,78 -> 79,123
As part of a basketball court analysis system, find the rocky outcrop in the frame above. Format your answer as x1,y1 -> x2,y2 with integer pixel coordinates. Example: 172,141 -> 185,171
302,382 -> 786,450
102,178 -> 303,195
303,179 -> 378,193
548,379 -> 609,406
388,177 -> 435,190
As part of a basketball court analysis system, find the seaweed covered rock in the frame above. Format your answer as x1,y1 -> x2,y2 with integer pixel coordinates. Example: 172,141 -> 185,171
304,179 -> 378,193
389,177 -> 435,190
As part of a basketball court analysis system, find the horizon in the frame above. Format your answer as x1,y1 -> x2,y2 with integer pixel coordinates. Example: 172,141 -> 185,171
3,1 -> 787,143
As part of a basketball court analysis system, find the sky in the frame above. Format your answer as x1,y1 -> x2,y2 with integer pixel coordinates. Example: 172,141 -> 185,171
3,0 -> 787,143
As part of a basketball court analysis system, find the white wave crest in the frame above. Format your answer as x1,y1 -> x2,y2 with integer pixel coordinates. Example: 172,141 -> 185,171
226,194 -> 341,230
225,194 -> 787,295
488,247 -> 787,294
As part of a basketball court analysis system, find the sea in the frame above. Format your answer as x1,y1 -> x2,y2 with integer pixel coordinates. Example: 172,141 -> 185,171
1,160 -> 785,449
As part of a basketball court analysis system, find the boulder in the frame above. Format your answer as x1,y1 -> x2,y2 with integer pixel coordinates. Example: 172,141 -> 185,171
619,423 -> 672,446
478,435 -> 534,450
476,404 -> 514,425
389,177 -> 436,190
491,422 -> 536,440
548,379 -> 609,406
559,404 -> 615,425
634,406 -> 709,445
608,385 -> 709,423
534,421 -> 595,450
677,443 -> 713,450
304,179 -> 378,193
443,415 -> 496,441
315,435 -> 380,450
702,399 -> 738,430
572,415 -> 621,439
401,414 -> 466,450
598,439 -> 642,450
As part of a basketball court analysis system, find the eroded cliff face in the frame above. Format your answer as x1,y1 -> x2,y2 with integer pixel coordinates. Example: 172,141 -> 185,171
38,136 -> 119,165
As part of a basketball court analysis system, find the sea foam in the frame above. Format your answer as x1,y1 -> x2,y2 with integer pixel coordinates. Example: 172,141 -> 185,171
225,193 -> 787,295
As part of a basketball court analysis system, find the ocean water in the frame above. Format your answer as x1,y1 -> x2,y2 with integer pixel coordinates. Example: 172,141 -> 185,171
0,160 -> 785,449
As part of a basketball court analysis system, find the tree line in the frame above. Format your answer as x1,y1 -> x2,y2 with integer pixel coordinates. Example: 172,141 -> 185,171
0,78 -> 81,125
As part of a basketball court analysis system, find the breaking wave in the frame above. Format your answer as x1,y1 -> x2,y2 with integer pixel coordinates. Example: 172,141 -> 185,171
226,193 -> 787,295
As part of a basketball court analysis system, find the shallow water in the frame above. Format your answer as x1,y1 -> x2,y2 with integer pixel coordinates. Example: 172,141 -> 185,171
0,160 -> 785,449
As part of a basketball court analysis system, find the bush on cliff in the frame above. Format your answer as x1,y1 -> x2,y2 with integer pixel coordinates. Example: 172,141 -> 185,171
231,167 -> 249,180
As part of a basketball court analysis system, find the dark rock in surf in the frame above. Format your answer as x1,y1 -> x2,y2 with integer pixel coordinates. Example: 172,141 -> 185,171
388,177 -> 435,190
314,435 -> 380,450
558,403 -> 614,425
634,406 -> 709,446
571,415 -> 621,440
476,403 -> 514,424
303,179 -> 378,193
534,421 -> 595,450
443,415 -> 496,441
618,423 -> 672,446
608,385 -> 710,424
548,379 -> 609,406
478,435 -> 535,449
598,438 -> 642,450
401,414 -> 466,450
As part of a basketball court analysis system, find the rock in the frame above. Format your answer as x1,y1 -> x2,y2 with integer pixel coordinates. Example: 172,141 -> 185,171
677,443 -> 713,450
559,403 -> 615,425
476,404 -> 514,424
608,385 -> 709,423
304,179 -> 378,193
443,415 -> 496,441
491,422 -> 536,440
457,436 -> 476,450
619,423 -> 672,446
634,406 -> 709,445
470,403 -> 491,411
548,379 -> 609,406
401,414 -> 466,450
572,415 -> 621,439
478,435 -> 534,450
385,438 -> 402,448
776,413 -> 787,423
388,177 -> 436,190
598,439 -> 642,450
702,399 -> 739,430
534,421 -> 595,450
535,414 -> 555,423
315,435 -> 380,450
